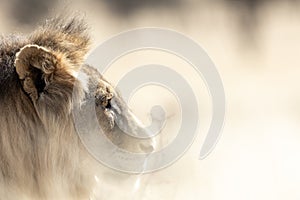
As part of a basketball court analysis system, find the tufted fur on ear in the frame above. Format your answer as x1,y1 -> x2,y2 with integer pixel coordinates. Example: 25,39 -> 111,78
14,43 -> 81,119
29,15 -> 91,68
15,44 -> 58,100
13,15 -> 91,120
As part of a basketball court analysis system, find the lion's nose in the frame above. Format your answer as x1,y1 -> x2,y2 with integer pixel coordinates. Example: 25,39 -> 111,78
107,98 -> 156,153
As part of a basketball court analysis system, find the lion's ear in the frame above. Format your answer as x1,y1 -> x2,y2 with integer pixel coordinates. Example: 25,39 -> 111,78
15,44 -> 58,100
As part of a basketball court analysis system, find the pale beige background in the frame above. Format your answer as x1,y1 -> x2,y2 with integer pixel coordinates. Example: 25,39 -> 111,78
1,0 -> 300,199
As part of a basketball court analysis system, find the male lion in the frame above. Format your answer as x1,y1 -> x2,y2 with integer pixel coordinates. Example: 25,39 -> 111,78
0,16 -> 153,200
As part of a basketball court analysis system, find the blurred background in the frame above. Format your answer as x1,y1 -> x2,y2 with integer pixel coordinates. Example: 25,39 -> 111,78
1,0 -> 300,199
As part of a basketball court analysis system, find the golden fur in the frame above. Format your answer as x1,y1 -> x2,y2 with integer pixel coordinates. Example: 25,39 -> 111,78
0,16 -> 102,200
0,15 -> 154,200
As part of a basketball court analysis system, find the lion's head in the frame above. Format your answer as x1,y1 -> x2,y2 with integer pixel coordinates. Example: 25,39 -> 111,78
0,16 -> 153,200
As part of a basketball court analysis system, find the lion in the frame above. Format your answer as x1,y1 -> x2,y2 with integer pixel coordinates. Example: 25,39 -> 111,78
0,16 -> 154,200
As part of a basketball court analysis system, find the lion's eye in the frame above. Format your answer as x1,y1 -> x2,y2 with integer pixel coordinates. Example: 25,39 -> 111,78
105,99 -> 112,109
94,93 -> 113,110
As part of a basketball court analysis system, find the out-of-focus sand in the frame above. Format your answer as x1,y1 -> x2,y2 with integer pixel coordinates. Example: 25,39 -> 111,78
1,0 -> 300,199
